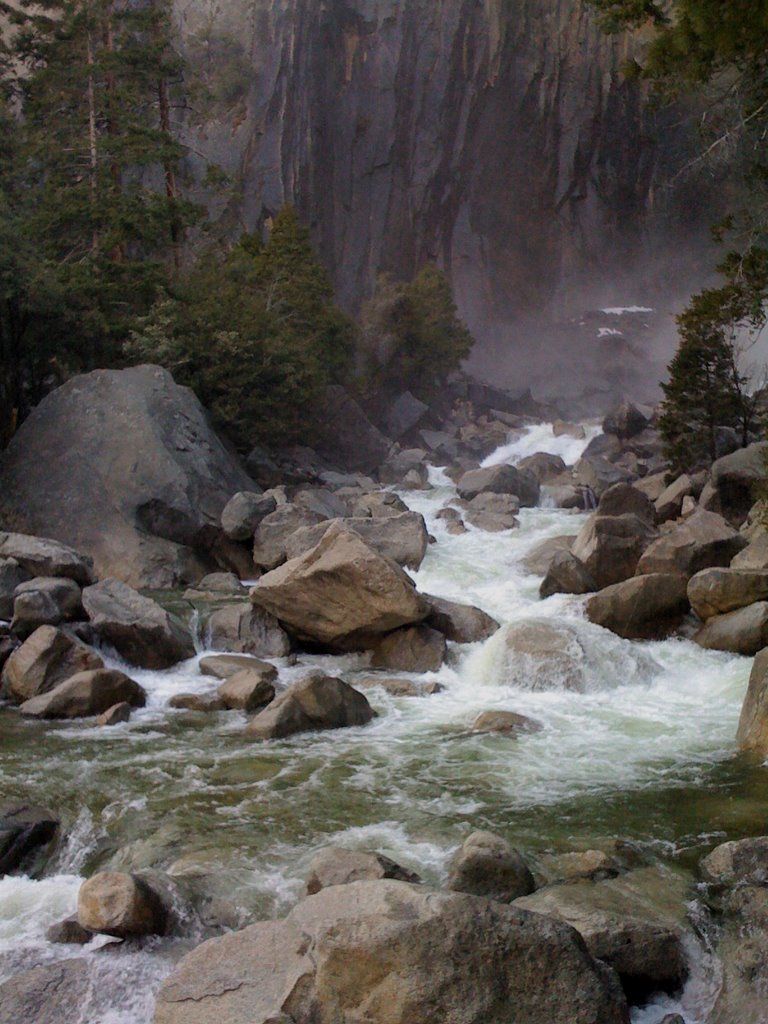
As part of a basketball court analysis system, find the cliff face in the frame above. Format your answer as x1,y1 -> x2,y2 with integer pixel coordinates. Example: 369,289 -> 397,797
174,0 -> 705,340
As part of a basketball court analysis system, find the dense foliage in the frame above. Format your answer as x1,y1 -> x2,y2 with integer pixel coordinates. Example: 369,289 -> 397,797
590,0 -> 768,470
127,208 -> 357,449
360,266 -> 474,400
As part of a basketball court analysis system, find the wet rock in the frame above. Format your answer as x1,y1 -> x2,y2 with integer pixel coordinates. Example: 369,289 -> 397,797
249,523 -> 428,648
252,504 -> 327,571
284,512 -> 429,570
379,448 -> 430,489
246,672 -> 374,741
0,802 -> 59,875
424,594 -> 499,643
517,452 -> 567,483
465,508 -> 520,532
583,433 -> 623,461
586,574 -> 689,640
95,701 -> 132,726
499,620 -> 589,692
471,710 -> 543,735
540,550 -> 597,598
700,836 -> 768,886
0,532 -> 95,585
305,847 -> 421,894
445,520 -> 468,535
46,916 -> 92,944
705,881 -> 768,1023
19,668 -> 147,719
217,668 -> 276,712
699,442 -> 768,526
456,464 -> 540,507
464,491 -> 521,516
448,831 -> 535,902
205,602 -> 290,657
198,654 -> 276,680
693,601 -> 768,656
82,579 -> 194,669
514,866 -> 689,1003
737,649 -> 768,756
571,513 -> 658,588
635,510 -> 747,580
596,483 -> 655,524
370,624 -> 446,672
10,577 -> 82,638
220,491 -> 274,541
687,567 -> 768,620
0,632 -> 17,672
350,490 -> 410,518
553,420 -> 585,439
0,958 -> 89,1024
168,693 -> 227,712
352,674 -> 444,697
152,879 -> 630,1024
77,871 -> 168,937
521,535 -> 576,575
1,625 -> 104,704
538,850 -> 620,884
0,558 -> 32,619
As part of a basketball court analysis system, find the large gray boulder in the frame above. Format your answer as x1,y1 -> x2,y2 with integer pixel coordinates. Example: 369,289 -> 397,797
517,452 -> 567,483
585,574 -> 689,640
700,836 -> 768,887
0,802 -> 59,875
252,504 -> 327,571
0,959 -> 89,1024
1,625 -> 104,704
635,510 -> 747,580
246,672 -> 374,741
687,568 -> 768,620
82,579 -> 194,669
305,847 -> 420,894
571,513 -> 658,588
447,831 -> 535,902
732,532 -> 768,570
0,558 -> 32,619
595,483 -> 655,524
216,669 -> 276,712
540,550 -> 597,598
77,871 -> 168,937
0,366 -> 256,588
457,464 -> 540,506
10,577 -> 82,638
573,455 -> 634,497
370,624 -> 446,672
0,532 -> 94,585
514,867 -> 689,1002
205,602 -> 291,657
220,491 -> 275,541
152,880 -> 630,1024
699,442 -> 768,526
285,512 -> 429,570
19,668 -> 147,719
312,385 -> 392,473
250,523 -> 428,648
693,602 -> 768,656
736,648 -> 768,756
602,401 -> 649,440
424,595 -> 499,643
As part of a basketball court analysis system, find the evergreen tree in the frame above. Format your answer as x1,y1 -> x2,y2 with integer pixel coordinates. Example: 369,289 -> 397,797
658,262 -> 767,475
127,208 -> 357,449
360,265 -> 474,398
0,0 -> 199,442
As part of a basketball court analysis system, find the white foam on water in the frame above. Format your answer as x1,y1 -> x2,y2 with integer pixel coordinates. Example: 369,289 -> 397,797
480,421 -> 601,468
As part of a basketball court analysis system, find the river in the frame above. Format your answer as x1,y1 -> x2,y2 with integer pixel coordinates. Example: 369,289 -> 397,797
1,423 -> 766,1023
